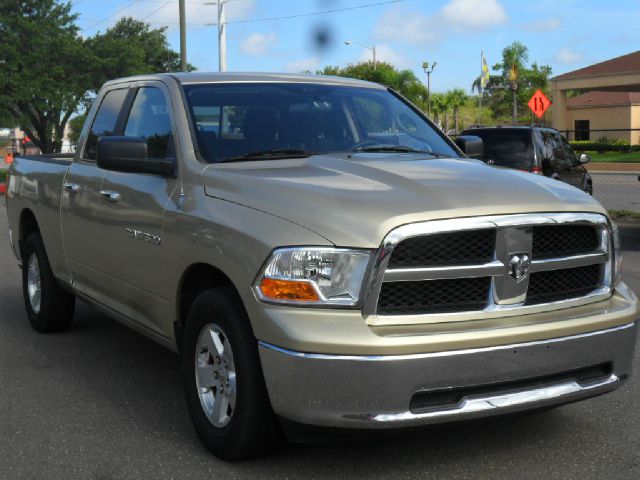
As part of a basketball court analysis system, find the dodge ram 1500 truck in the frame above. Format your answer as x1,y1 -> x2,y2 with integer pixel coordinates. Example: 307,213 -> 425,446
5,73 -> 638,460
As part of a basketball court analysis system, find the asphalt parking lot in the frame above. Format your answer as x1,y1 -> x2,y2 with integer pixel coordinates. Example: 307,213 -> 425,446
1,201 -> 639,480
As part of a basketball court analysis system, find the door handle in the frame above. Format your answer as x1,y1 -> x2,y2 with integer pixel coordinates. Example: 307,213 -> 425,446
63,183 -> 80,193
100,190 -> 121,203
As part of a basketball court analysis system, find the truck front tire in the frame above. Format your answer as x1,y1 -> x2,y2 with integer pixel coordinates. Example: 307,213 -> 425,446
181,288 -> 283,460
21,233 -> 75,333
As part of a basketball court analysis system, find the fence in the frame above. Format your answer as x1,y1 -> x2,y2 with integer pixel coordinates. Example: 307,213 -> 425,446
560,129 -> 640,215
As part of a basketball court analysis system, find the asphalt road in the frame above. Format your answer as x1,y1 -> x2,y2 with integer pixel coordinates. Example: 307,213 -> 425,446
1,200 -> 639,480
592,172 -> 640,212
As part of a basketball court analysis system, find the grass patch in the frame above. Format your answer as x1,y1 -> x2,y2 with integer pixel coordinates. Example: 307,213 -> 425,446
588,151 -> 640,163
608,209 -> 640,220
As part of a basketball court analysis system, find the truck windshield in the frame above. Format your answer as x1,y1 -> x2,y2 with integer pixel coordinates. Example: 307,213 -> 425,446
182,83 -> 459,162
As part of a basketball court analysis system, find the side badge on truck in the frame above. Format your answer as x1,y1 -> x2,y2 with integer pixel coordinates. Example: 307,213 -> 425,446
125,227 -> 162,246
509,252 -> 530,283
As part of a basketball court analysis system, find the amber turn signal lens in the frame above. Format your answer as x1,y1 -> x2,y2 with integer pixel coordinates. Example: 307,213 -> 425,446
259,278 -> 320,301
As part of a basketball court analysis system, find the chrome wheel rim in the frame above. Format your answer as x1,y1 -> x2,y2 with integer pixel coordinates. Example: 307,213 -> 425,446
27,253 -> 42,314
195,323 -> 237,428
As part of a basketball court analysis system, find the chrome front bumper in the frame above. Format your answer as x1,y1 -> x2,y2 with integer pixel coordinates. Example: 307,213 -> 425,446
259,322 -> 637,429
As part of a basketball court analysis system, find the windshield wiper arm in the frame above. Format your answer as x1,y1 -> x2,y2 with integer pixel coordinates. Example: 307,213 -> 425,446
219,149 -> 315,163
349,145 -> 446,156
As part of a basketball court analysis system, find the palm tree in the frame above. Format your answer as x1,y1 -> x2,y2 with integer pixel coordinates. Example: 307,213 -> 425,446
500,41 -> 529,123
429,93 -> 447,131
445,88 -> 468,134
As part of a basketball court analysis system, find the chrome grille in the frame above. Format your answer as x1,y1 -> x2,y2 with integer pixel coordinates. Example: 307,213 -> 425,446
388,229 -> 495,268
532,225 -> 599,258
378,277 -> 491,315
364,213 -> 612,322
526,264 -> 602,305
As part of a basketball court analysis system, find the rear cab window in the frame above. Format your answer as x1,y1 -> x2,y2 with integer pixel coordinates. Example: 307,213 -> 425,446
467,129 -> 532,170
83,88 -> 128,161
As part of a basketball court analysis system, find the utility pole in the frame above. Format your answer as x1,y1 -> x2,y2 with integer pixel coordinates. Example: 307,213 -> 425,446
218,0 -> 227,72
179,0 -> 187,71
422,61 -> 437,118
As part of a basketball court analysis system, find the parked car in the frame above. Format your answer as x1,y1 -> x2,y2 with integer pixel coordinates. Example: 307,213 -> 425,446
6,73 -> 637,460
459,125 -> 593,194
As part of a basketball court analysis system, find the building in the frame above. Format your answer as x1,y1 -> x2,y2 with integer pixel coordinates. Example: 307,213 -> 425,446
551,50 -> 640,143
565,91 -> 640,144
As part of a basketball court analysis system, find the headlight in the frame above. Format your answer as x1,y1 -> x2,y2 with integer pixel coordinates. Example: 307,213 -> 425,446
254,247 -> 372,306
611,223 -> 623,287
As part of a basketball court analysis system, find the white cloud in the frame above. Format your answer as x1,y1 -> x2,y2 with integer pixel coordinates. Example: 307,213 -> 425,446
374,0 -> 507,46
284,56 -> 321,73
554,47 -> 583,65
240,32 -> 277,56
439,0 -> 508,30
374,8 -> 437,45
362,45 -> 412,69
523,17 -> 561,32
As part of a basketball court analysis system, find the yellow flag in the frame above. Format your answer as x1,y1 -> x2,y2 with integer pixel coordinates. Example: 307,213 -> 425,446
480,51 -> 489,89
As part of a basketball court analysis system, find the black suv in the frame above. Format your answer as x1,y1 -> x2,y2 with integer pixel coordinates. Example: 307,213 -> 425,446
459,126 -> 592,194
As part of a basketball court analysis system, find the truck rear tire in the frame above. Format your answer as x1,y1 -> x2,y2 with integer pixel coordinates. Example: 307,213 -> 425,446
21,233 -> 75,333
181,288 -> 283,460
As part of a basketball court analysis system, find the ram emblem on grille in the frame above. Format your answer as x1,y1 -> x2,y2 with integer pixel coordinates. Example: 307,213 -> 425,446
509,252 -> 531,283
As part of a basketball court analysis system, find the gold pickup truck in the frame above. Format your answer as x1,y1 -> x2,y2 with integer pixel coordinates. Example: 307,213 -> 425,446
5,73 -> 638,460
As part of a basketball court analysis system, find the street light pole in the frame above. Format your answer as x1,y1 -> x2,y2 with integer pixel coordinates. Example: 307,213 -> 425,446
179,0 -> 187,71
344,40 -> 376,69
218,0 -> 227,72
422,61 -> 437,117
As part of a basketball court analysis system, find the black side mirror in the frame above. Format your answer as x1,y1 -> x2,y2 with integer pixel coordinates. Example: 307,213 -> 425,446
454,135 -> 483,159
97,136 -> 175,177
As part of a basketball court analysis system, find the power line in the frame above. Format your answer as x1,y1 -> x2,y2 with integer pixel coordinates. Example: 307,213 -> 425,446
227,0 -> 403,26
80,0 -> 403,30
81,1 -> 139,33
139,0 -> 173,21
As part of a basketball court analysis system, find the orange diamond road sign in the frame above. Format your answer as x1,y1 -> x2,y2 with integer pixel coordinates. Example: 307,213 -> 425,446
528,89 -> 551,118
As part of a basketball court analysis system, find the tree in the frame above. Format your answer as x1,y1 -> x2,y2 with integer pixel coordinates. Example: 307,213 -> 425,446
317,61 -> 428,108
0,7 -> 192,154
446,88 -> 468,134
475,41 -> 552,125
0,0 -> 94,153
86,17 -> 195,89
429,93 -> 446,128
500,41 -> 528,123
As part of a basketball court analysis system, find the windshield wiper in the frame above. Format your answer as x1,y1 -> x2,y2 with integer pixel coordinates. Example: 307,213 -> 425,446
219,149 -> 315,163
349,145 -> 445,156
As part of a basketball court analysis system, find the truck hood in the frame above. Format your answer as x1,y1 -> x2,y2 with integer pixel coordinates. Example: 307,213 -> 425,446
202,153 -> 606,248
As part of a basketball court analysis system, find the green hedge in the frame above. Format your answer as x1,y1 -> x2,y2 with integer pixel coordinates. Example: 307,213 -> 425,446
570,141 -> 640,153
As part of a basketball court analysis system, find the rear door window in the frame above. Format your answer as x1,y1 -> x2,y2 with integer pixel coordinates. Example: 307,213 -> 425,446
471,130 -> 532,170
84,88 -> 128,161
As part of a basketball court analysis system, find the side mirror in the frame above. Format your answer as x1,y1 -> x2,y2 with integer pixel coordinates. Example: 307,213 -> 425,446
578,153 -> 591,164
97,136 -> 175,176
454,135 -> 483,159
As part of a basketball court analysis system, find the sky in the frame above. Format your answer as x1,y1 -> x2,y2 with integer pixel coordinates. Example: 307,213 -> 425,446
73,0 -> 640,93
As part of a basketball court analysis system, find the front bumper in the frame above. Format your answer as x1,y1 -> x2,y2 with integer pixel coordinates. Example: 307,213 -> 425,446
259,321 -> 638,429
